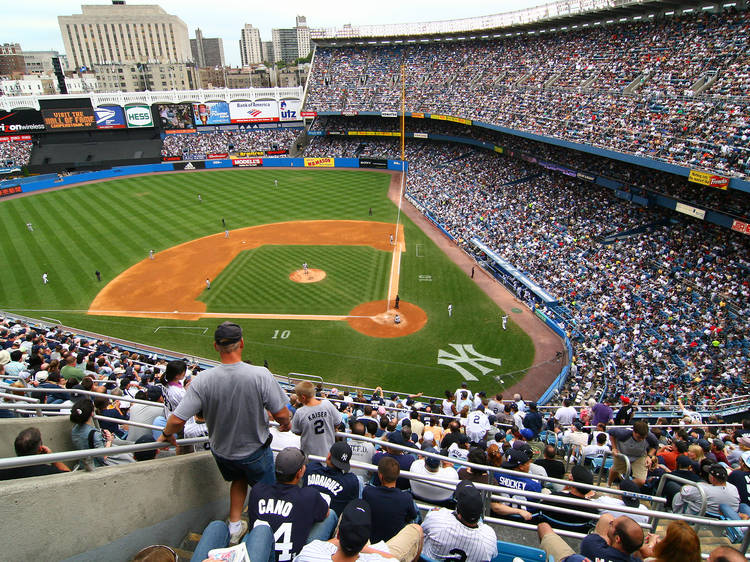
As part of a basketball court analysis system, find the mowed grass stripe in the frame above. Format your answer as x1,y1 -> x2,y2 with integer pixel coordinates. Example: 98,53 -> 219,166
0,203 -> 42,305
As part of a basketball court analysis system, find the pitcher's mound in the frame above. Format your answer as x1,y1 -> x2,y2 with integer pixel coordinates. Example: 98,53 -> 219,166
348,300 -> 427,338
290,269 -> 326,283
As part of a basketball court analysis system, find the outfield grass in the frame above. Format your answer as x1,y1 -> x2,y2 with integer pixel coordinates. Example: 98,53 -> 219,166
0,168 -> 535,395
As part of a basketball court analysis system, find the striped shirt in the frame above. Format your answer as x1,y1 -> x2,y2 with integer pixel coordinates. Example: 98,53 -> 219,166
422,508 -> 497,562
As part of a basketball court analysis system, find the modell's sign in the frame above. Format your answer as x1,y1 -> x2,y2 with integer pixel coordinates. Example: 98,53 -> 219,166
688,170 -> 729,190
233,158 -> 263,167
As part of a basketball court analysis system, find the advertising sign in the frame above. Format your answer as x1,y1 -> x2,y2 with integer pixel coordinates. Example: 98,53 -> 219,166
233,158 -> 263,167
265,149 -> 288,156
577,171 -> 595,182
229,100 -> 279,123
359,157 -> 388,169
0,135 -> 31,142
125,105 -> 154,128
688,169 -> 729,190
430,114 -> 472,125
304,157 -> 335,168
348,131 -> 400,137
42,108 -> 96,131
0,185 -> 22,195
279,99 -> 302,121
381,111 -> 398,118
175,161 -> 205,170
675,202 -> 706,220
155,103 -> 195,129
235,151 -> 264,157
300,111 -> 317,118
162,156 -> 181,162
94,106 -> 126,129
206,153 -> 228,159
731,219 -> 750,235
192,102 -> 231,126
0,110 -> 45,133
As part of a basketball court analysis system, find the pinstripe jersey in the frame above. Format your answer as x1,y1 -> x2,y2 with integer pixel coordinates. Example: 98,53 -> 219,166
421,508 -> 497,562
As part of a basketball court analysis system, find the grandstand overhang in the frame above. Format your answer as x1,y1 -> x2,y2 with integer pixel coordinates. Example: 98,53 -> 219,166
311,0 -> 733,46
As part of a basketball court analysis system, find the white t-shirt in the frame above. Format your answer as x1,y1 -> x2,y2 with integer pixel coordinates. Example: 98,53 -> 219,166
582,444 -> 611,458
596,496 -> 650,525
409,459 -> 459,502
465,410 -> 491,442
348,438 -> 375,480
554,406 -> 577,426
294,540 -> 391,562
422,508 -> 498,562
270,426 -> 302,455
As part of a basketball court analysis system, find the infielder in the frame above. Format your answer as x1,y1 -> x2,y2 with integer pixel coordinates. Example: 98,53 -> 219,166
303,262 -> 309,275
149,249 -> 154,260
224,229 -> 229,238
205,278 -> 211,290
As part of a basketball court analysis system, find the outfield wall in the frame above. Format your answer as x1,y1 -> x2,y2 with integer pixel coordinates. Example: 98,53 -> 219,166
0,158 -> 408,197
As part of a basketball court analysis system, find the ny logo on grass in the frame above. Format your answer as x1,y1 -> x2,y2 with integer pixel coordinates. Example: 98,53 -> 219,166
437,344 -> 503,381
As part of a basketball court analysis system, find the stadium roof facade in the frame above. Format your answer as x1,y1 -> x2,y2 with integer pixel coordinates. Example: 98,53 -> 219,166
310,0 -> 727,42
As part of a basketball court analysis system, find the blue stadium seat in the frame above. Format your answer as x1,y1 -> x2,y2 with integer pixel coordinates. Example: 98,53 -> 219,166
492,540 -> 547,562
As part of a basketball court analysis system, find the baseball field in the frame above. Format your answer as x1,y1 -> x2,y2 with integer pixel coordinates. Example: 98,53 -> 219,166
0,168 -> 536,395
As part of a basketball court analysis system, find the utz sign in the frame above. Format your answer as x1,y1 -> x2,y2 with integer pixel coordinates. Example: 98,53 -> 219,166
125,105 -> 153,128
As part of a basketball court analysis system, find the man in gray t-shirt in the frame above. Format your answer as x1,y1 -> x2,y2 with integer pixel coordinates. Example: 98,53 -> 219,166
158,322 -> 291,545
292,381 -> 342,457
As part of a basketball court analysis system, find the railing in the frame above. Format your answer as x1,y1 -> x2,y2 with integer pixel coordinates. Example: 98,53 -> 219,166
651,473 -> 708,530
594,450 -> 630,486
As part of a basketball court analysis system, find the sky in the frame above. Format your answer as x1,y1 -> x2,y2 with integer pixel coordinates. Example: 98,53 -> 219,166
5,0 -> 550,67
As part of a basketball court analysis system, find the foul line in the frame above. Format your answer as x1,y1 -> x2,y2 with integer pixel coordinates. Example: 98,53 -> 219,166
1,308 -> 378,321
154,326 -> 208,334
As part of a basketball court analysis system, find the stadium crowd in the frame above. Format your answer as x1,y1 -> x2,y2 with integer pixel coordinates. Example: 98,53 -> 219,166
305,8 -> 750,178
304,135 -> 750,406
0,140 -> 33,169
161,129 -> 302,158
2,318 -> 749,561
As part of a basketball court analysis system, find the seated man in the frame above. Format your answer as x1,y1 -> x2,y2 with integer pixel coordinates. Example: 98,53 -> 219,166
248,447 -> 337,558
541,465 -> 598,532
409,448 -> 459,506
673,464 -> 740,516
302,441 -> 361,516
189,521 -> 275,562
422,481 -> 498,562
362,457 -> 419,543
0,427 -> 70,480
295,499 -> 424,562
492,448 -> 543,520
538,513 -> 644,562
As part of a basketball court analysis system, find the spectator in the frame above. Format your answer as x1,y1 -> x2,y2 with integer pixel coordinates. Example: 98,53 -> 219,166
727,451 -> 750,510
597,479 -> 651,525
554,399 -> 578,427
608,421 -> 659,487
458,447 -> 491,485
362,457 -> 419,543
348,421 -> 375,485
157,322 -> 291,545
421,481 -> 498,562
639,520 -> 701,562
409,448 -> 459,505
542,464 -> 598,532
491,448 -> 542,520
0,426 -> 70,480
292,380 -> 343,457
372,432 -> 416,490
302,441 -> 360,516
128,386 -> 165,442
295,498 -> 424,562
535,444 -> 566,484
522,402 -> 544,440
673,464 -> 740,515
248,447 -> 337,557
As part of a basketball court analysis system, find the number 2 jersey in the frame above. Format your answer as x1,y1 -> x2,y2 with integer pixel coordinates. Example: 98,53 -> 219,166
291,399 -> 342,457
421,508 -> 498,562
248,481 -> 329,561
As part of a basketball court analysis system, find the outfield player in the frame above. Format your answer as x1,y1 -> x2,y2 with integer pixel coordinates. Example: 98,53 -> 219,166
421,481 -> 498,562
275,179 -> 278,187
248,447 -> 336,560
42,272 -> 48,285
448,304 -> 453,317
502,314 -> 508,330
292,381 -> 342,457
26,222 -> 33,232
197,194 -> 202,203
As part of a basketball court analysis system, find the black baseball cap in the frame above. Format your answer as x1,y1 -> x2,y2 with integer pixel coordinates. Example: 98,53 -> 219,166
424,447 -> 441,469
339,500 -> 371,554
214,321 -> 242,344
146,386 -> 163,402
455,480 -> 484,524
330,441 -> 352,472
571,464 -> 594,485
708,464 -> 728,480
676,455 -> 693,469
502,448 -> 529,469
275,447 -> 306,478
619,479 -> 641,508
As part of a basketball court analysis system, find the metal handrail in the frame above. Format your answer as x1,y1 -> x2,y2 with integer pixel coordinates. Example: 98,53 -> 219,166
0,383 -> 159,408
651,473 -> 708,532
595,450 -> 630,486
0,391 -> 40,403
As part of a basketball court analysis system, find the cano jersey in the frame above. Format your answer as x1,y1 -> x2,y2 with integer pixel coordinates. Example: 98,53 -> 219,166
248,482 -> 328,561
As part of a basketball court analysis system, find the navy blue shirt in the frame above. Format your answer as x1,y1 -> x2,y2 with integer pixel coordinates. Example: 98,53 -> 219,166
371,451 -> 415,490
580,534 -> 637,562
362,485 -> 418,543
248,481 -> 329,561
302,461 -> 360,515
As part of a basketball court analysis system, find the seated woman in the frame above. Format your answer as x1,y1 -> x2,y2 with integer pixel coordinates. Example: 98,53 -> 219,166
69,397 -> 118,468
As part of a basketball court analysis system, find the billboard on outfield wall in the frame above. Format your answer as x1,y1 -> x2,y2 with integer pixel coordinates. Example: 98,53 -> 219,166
94,106 -> 126,129
304,157 -> 335,168
0,110 -> 46,133
193,102 -> 230,126
233,157 -> 263,167
125,105 -> 154,128
155,103 -> 195,129
688,169 -> 729,190
229,100 -> 279,123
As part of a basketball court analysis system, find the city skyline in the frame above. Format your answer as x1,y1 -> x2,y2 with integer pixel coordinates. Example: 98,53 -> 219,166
5,0 -> 549,67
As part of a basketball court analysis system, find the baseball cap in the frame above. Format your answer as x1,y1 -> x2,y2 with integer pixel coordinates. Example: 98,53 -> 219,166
697,438 -> 711,453
708,464 -> 728,480
275,447 -> 306,478
455,480 -> 484,524
147,386 -> 163,402
519,428 -> 534,440
214,322 -> 242,345
422,430 -> 435,443
330,441 -> 352,472
34,370 -> 49,383
387,430 -> 405,446
338,500 -> 371,554
502,448 -> 529,469
0,349 -> 10,365
676,455 -> 693,469
740,451 -> 750,467
424,448 -> 441,470
618,479 -> 641,508
712,439 -> 725,450
571,464 -> 594,486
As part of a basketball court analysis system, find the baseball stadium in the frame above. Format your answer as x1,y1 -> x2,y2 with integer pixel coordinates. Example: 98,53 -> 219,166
1,0 -> 749,560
